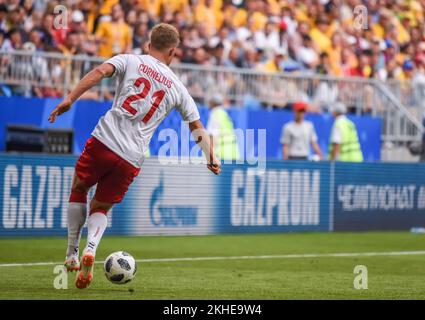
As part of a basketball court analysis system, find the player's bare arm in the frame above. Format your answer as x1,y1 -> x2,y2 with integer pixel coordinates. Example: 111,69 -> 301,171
48,63 -> 115,123
189,120 -> 221,175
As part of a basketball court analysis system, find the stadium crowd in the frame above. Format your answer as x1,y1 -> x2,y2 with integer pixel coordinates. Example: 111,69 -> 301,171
2,0 -> 425,79
1,0 -> 425,111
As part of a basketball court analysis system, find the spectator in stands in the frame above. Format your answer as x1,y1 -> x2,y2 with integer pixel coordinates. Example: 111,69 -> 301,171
8,28 -> 23,50
329,102 -> 364,162
0,4 -> 8,33
7,6 -> 25,32
280,102 -> 322,160
347,50 -> 373,78
309,17 -> 333,54
288,21 -> 310,59
95,3 -> 132,57
0,29 -> 11,51
253,19 -> 281,52
70,10 -> 87,34
223,46 -> 242,68
206,93 -> 240,161
38,13 -> 56,50
28,29 -> 43,51
192,47 -> 210,65
125,9 -> 138,30
316,52 -> 331,75
241,46 -> 259,69
402,60 -> 416,80
257,47 -> 286,73
58,31 -> 80,55
297,34 -> 319,70
132,22 -> 149,52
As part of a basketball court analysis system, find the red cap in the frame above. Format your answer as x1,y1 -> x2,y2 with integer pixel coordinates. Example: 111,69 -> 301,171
293,102 -> 307,112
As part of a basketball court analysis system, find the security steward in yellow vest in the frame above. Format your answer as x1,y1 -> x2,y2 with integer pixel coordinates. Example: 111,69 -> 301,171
206,94 -> 240,161
329,102 -> 363,162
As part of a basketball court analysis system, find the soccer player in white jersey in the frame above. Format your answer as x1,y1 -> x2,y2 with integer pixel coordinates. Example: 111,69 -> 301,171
48,23 -> 221,289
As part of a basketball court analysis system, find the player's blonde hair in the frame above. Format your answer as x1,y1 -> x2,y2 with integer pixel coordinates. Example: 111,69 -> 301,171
150,23 -> 180,51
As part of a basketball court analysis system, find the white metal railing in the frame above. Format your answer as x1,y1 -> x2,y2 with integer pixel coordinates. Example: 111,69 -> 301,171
0,50 -> 422,144
386,79 -> 425,115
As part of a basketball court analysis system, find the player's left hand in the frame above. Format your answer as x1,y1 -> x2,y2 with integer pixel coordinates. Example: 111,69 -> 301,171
48,97 -> 73,123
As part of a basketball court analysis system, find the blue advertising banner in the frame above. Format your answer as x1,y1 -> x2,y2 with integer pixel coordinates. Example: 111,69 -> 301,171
215,161 -> 331,233
333,162 -> 425,231
2,153 -> 424,237
120,159 -> 217,236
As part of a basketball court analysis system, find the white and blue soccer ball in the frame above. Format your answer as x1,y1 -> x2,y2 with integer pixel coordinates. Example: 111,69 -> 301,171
104,251 -> 137,284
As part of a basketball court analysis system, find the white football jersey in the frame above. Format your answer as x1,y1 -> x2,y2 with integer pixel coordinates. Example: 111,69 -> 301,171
91,54 -> 200,168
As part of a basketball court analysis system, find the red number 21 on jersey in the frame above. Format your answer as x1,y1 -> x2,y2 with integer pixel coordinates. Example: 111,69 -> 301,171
120,77 -> 166,124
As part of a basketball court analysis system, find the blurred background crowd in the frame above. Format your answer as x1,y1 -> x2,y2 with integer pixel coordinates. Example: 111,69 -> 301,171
0,0 -> 423,161
1,0 -> 425,81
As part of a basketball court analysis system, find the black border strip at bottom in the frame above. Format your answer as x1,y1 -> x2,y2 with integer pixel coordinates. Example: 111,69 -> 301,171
1,300 -> 418,318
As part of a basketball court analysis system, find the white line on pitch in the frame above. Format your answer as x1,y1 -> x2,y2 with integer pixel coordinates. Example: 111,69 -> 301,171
1,250 -> 425,268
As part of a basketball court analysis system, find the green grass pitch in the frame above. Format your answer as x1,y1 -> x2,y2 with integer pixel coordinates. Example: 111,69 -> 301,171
0,232 -> 424,299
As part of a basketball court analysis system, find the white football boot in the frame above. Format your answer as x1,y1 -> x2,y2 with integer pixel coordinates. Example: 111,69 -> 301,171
64,255 -> 80,272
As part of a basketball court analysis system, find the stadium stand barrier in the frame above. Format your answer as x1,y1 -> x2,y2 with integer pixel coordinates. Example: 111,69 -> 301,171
0,50 -> 422,147
386,79 -> 425,116
1,155 -> 425,236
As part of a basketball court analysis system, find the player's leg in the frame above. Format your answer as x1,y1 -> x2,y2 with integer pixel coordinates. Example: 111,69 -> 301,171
76,157 -> 140,289
64,174 -> 90,271
76,199 -> 113,289
84,199 -> 113,256
82,158 -> 140,256
65,137 -> 111,273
